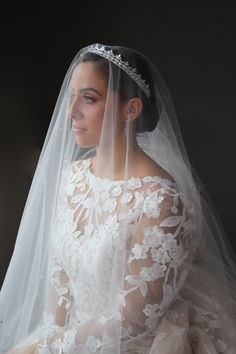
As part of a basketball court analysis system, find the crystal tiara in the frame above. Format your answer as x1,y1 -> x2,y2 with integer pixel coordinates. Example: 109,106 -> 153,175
82,44 -> 151,98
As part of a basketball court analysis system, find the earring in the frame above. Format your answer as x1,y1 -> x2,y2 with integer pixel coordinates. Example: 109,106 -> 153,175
124,115 -> 132,136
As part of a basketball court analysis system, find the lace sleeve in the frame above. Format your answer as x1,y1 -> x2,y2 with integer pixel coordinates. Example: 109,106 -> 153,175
32,252 -> 73,354
120,182 -> 194,339
46,253 -> 72,326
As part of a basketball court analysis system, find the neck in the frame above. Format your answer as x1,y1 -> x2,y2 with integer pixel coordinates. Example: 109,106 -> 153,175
92,132 -> 142,179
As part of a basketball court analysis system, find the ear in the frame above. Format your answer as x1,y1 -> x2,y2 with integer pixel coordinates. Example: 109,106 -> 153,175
125,98 -> 143,121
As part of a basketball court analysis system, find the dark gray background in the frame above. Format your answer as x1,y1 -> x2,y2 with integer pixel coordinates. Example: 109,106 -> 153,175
1,4 -> 236,286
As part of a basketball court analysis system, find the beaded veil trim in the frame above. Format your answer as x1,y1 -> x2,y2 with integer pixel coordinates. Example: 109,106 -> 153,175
82,44 -> 151,98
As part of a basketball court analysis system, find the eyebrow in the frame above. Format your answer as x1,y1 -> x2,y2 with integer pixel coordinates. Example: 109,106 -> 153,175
79,87 -> 103,96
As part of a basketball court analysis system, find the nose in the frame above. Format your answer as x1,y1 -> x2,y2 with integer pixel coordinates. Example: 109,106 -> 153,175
69,98 -> 82,121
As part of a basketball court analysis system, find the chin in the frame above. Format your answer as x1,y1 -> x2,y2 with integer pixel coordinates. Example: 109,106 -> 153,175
75,136 -> 96,148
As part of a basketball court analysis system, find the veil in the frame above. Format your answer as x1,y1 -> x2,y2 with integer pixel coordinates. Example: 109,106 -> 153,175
0,43 -> 236,353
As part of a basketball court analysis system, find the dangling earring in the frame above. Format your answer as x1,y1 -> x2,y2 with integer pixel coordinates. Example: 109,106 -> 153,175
124,115 -> 132,137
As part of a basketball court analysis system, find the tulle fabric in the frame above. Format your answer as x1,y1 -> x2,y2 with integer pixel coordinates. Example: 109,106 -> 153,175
0,43 -> 236,353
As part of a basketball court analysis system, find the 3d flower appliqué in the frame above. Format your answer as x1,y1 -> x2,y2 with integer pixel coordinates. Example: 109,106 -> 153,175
103,198 -> 117,213
121,192 -> 133,204
129,243 -> 148,260
143,192 -> 164,218
127,177 -> 143,190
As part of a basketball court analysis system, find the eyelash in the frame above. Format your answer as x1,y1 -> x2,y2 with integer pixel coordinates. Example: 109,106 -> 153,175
83,95 -> 97,104
69,92 -> 97,105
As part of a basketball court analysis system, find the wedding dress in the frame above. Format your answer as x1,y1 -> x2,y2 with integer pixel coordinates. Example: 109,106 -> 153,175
1,43 -> 236,353
11,157 -> 234,353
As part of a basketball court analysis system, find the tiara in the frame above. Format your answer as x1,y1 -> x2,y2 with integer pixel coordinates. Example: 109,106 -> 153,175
82,44 -> 151,98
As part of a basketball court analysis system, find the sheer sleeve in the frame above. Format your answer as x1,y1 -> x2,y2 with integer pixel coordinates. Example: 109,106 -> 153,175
120,182 -> 195,345
33,181 -> 195,353
43,251 -> 73,330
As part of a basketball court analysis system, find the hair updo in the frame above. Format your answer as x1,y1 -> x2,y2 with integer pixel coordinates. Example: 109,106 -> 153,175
80,45 -> 159,133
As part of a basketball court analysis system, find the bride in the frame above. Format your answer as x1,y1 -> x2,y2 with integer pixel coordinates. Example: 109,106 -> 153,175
1,43 -> 236,353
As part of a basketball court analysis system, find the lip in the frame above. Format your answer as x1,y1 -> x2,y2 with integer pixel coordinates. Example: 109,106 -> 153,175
72,126 -> 87,134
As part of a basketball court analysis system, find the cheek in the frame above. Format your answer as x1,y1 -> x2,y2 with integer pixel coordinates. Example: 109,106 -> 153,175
89,106 -> 105,126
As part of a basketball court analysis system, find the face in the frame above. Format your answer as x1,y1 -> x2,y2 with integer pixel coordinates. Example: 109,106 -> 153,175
69,61 -> 125,148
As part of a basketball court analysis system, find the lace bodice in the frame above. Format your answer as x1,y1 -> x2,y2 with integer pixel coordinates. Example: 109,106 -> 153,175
35,158 -> 195,353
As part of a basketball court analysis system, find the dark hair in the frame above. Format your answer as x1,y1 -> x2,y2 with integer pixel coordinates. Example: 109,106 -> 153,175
80,45 -> 159,133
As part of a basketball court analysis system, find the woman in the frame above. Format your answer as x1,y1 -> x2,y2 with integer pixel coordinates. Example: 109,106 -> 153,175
1,43 -> 236,353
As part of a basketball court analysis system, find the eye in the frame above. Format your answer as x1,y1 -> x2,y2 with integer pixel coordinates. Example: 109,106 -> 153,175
83,95 -> 97,104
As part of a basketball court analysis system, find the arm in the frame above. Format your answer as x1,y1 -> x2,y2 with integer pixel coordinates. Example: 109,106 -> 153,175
120,183 -> 194,339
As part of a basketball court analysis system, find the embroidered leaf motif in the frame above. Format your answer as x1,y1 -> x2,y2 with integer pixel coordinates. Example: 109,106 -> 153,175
140,281 -> 148,297
159,216 -> 183,228
125,274 -> 141,285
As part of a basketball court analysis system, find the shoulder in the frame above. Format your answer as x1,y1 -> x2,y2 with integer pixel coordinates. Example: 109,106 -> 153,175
134,152 -> 175,184
139,156 -> 185,217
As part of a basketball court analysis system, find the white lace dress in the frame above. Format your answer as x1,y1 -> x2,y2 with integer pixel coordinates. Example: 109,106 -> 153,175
17,158 -> 236,353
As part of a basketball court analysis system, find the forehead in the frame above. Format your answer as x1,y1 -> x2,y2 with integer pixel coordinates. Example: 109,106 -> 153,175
70,62 -> 107,90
